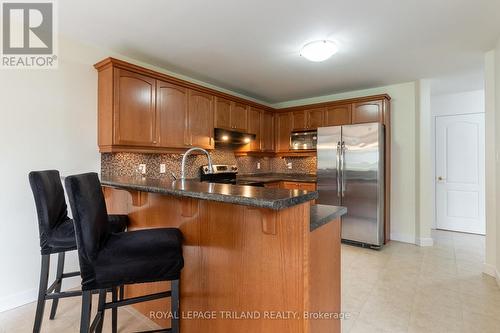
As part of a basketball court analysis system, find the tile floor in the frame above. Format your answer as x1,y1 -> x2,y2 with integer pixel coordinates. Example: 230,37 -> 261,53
0,230 -> 498,332
342,230 -> 500,333
0,292 -> 162,332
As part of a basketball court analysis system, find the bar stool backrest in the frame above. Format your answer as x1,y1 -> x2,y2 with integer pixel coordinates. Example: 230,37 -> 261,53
64,172 -> 111,288
29,170 -> 71,254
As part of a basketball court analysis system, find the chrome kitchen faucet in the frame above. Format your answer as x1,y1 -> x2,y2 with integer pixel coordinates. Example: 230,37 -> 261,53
180,147 -> 213,179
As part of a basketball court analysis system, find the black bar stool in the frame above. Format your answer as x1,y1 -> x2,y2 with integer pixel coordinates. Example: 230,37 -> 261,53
29,170 -> 129,333
64,172 -> 183,333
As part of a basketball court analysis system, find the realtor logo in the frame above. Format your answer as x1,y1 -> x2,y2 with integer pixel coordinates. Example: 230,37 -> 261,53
1,0 -> 57,68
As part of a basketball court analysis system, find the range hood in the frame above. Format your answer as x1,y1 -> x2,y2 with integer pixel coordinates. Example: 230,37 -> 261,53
214,128 -> 256,147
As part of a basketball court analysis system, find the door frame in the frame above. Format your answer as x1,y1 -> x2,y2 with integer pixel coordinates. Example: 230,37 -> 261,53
433,112 -> 486,233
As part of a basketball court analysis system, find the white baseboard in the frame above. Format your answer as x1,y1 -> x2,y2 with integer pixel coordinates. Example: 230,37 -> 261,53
483,264 -> 500,287
416,237 -> 434,247
390,233 -> 434,247
0,288 -> 38,313
483,263 -> 497,277
0,277 -> 80,313
390,232 -> 417,245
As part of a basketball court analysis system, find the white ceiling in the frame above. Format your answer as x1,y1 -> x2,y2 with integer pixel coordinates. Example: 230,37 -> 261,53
60,0 -> 500,104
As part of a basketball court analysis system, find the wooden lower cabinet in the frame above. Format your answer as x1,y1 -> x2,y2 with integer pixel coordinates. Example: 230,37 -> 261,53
263,181 -> 281,189
103,187 -> 340,333
297,182 -> 317,191
265,181 -> 316,191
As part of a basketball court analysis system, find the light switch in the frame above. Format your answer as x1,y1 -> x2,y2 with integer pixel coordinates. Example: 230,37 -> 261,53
160,164 -> 166,174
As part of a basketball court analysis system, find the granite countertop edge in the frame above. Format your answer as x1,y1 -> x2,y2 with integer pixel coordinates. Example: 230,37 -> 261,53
310,204 -> 347,231
101,178 -> 318,210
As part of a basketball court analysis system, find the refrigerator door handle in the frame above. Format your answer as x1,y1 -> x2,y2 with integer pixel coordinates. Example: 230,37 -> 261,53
336,141 -> 341,197
341,141 -> 346,197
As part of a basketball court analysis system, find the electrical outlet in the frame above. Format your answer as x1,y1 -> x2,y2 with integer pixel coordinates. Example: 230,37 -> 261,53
160,164 -> 166,174
138,164 -> 146,175
287,162 -> 292,169
257,162 -> 261,170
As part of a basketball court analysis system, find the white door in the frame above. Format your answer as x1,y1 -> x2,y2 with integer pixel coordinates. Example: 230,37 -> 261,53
435,113 -> 485,234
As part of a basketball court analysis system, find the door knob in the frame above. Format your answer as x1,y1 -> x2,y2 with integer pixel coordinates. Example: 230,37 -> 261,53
437,176 -> 445,181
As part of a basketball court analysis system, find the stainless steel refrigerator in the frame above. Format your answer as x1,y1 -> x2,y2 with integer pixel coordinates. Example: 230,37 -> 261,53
317,122 -> 385,247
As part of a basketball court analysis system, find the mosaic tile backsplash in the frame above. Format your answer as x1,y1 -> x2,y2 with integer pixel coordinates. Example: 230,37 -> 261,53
101,150 -> 316,180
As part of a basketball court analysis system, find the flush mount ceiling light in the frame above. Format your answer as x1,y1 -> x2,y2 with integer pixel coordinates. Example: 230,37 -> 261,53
300,40 -> 338,62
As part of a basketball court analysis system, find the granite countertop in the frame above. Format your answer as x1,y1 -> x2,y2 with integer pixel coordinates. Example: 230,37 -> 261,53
101,175 -> 318,210
237,173 -> 317,184
310,204 -> 347,231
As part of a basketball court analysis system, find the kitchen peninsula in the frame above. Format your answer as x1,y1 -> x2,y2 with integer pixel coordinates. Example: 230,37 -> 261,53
101,175 -> 345,333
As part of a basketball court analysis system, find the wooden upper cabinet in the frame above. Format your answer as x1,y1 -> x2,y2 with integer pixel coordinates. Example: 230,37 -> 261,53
215,98 -> 247,132
292,108 -> 324,130
113,68 -> 157,146
247,107 -> 261,151
352,100 -> 383,124
275,112 -> 292,152
261,111 -> 274,151
325,104 -> 352,126
215,97 -> 232,130
156,80 -> 188,148
307,108 -> 325,129
187,89 -> 214,149
231,102 -> 248,132
292,111 -> 307,131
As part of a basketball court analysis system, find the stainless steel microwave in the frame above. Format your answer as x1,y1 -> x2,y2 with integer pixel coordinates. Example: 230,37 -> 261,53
290,130 -> 317,150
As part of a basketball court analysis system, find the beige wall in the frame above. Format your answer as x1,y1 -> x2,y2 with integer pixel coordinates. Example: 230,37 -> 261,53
494,39 -> 500,282
0,37 -> 103,311
484,39 -> 500,282
275,82 -> 419,244
416,80 -> 434,246
496,39 -> 500,282
483,51 -> 496,278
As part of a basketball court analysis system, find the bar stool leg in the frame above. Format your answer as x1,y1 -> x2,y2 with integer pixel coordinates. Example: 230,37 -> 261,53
95,289 -> 106,333
80,290 -> 92,333
33,254 -> 50,333
112,287 -> 118,333
49,252 -> 65,319
171,279 -> 180,333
